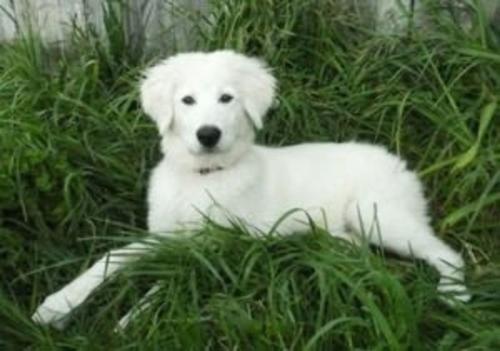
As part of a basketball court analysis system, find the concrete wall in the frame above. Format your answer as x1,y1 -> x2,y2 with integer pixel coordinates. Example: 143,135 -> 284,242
0,1 -> 498,46
0,0 -> 208,50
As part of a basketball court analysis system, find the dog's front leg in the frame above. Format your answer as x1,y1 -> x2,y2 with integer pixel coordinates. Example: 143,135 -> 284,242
32,240 -> 153,329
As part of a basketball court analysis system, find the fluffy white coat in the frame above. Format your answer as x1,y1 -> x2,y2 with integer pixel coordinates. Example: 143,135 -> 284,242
32,50 -> 469,330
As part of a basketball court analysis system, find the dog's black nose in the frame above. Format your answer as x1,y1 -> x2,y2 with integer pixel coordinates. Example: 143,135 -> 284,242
196,125 -> 221,148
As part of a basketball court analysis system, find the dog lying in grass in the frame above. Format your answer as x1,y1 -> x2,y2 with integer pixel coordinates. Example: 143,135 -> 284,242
32,50 -> 470,329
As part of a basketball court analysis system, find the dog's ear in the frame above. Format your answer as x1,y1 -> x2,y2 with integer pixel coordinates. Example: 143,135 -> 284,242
140,59 -> 179,134
233,55 -> 276,129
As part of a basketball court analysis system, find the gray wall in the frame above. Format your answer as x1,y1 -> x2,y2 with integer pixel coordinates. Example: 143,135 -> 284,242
0,1 -> 498,46
0,0 -> 208,50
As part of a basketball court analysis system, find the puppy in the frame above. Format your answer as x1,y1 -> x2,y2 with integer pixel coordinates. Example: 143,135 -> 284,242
32,50 -> 470,329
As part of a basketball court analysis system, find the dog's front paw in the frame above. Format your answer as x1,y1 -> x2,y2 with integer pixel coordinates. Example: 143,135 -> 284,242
32,294 -> 73,329
438,279 -> 471,305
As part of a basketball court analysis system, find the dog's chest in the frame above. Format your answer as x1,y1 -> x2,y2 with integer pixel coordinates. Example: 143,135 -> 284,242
148,165 -> 260,232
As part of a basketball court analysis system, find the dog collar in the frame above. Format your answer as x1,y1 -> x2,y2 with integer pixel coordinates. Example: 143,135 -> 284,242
198,166 -> 224,175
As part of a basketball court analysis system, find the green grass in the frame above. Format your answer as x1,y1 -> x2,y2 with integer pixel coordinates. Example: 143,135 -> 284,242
1,0 -> 499,349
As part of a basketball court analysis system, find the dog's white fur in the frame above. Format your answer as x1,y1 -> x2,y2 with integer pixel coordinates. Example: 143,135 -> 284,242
32,50 -> 469,329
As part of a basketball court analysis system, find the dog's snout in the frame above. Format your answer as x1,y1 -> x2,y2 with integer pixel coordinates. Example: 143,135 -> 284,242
196,125 -> 221,148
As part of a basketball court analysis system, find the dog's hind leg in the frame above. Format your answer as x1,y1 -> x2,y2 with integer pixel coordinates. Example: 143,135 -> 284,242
345,200 -> 470,303
32,240 -> 155,329
114,283 -> 160,332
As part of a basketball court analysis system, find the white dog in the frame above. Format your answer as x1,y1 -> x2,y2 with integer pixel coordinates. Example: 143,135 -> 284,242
32,50 -> 470,329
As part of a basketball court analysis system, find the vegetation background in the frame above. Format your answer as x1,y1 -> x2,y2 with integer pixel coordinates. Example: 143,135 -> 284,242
0,0 -> 499,349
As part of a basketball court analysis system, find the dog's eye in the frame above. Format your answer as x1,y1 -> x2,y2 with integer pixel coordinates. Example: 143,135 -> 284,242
219,94 -> 233,103
181,95 -> 196,105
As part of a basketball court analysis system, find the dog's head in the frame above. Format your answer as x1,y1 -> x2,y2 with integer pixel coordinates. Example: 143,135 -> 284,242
140,50 -> 276,171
